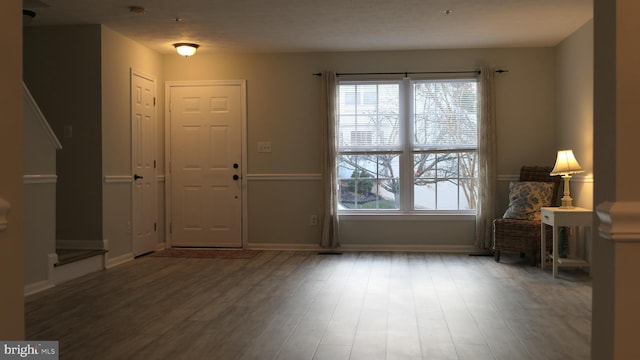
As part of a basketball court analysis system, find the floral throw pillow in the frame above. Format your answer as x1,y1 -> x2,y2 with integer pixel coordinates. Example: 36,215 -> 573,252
502,181 -> 554,221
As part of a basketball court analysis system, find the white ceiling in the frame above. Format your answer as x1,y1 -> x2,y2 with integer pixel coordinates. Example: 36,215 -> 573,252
23,0 -> 593,55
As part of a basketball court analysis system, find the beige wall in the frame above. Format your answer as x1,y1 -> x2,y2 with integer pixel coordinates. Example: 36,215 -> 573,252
20,26 -> 585,252
22,29 -> 562,252
164,48 -> 557,248
24,25 -> 104,242
101,26 -> 165,176
23,87 -> 58,175
0,0 -> 25,339
555,20 -> 594,210
24,25 -> 165,261
101,26 -> 164,260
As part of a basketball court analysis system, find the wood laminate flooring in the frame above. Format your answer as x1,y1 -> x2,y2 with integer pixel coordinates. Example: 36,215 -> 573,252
25,251 -> 592,360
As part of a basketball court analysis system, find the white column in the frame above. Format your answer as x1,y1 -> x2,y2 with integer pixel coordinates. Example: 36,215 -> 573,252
593,0 -> 640,357
0,0 -> 25,340
595,202 -> 640,359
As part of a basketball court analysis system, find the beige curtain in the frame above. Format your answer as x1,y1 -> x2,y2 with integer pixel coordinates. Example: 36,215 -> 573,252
476,67 -> 497,249
320,71 -> 340,248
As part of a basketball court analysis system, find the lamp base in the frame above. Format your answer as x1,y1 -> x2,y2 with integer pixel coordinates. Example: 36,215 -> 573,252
559,176 -> 574,209
559,195 -> 574,209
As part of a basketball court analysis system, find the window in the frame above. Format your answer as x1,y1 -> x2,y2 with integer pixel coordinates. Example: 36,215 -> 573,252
337,77 -> 478,213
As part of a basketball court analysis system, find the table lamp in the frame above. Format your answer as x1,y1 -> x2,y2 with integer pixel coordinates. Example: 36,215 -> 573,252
550,149 -> 584,208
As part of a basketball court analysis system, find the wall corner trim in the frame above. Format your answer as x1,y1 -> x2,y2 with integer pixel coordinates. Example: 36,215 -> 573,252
23,174 -> 58,184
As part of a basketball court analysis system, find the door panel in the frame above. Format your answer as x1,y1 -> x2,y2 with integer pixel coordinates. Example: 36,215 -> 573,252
132,72 -> 157,256
170,83 -> 243,247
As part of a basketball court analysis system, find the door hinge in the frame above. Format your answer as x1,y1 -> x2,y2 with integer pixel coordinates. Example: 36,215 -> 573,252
154,97 -> 156,106
170,223 -> 172,234
154,222 -> 157,232
154,160 -> 156,169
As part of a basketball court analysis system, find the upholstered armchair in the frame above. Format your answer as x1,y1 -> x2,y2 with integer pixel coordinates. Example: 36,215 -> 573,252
493,166 -> 561,265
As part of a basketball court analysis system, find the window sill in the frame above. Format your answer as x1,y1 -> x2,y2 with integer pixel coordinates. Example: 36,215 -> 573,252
338,212 -> 476,221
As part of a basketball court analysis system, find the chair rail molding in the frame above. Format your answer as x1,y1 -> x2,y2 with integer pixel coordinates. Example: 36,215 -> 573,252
0,197 -> 10,232
104,175 -> 133,184
597,201 -> 640,242
23,174 -> 58,184
245,173 -> 322,181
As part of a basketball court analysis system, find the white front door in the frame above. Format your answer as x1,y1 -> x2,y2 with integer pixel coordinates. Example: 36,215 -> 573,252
132,71 -> 157,256
169,82 -> 244,247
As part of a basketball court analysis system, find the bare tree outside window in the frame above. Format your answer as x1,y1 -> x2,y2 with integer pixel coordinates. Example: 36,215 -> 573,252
413,80 -> 478,210
337,79 -> 478,211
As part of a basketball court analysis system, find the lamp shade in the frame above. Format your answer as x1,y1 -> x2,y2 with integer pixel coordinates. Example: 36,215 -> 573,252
550,149 -> 584,176
173,43 -> 199,57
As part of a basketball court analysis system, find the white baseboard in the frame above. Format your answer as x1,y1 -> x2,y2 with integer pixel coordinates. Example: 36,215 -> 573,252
23,253 -> 60,296
245,243 -> 478,253
57,239 -> 106,250
245,243 -> 322,251
24,280 -> 55,297
106,252 -> 134,269
335,244 -> 478,253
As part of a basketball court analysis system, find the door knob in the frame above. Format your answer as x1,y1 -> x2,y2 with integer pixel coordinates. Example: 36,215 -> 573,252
233,163 -> 239,169
134,174 -> 143,180
233,174 -> 239,181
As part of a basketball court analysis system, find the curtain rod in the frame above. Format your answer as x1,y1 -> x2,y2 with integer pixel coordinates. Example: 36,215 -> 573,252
312,69 -> 508,76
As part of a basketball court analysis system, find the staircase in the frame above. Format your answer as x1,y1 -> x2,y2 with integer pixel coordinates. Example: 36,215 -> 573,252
55,249 -> 108,266
50,247 -> 108,286
22,82 -> 109,296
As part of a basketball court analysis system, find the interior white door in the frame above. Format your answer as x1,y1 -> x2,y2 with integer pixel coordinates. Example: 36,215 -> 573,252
170,83 -> 243,247
132,71 -> 157,256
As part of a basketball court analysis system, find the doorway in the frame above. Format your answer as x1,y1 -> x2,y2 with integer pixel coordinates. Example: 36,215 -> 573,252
166,81 -> 246,247
131,70 -> 158,256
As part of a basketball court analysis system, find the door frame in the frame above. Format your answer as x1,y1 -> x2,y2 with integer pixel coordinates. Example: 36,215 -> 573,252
131,68 -> 158,255
164,80 -> 248,248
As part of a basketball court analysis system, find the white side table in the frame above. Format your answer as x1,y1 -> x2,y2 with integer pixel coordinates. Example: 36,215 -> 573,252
540,207 -> 592,278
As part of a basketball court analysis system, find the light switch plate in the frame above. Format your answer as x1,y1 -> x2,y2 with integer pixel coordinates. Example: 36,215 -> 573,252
64,125 -> 73,138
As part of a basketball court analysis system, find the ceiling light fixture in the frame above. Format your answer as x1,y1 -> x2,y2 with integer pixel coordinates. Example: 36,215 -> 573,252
129,6 -> 145,15
23,9 -> 36,25
173,43 -> 200,57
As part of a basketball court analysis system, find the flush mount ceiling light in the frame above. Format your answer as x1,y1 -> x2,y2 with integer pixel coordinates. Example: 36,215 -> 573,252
129,6 -> 145,15
173,43 -> 200,57
23,9 -> 36,25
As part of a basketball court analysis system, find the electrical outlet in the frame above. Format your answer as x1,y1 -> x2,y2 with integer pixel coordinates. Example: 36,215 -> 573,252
310,215 -> 318,226
258,142 -> 272,153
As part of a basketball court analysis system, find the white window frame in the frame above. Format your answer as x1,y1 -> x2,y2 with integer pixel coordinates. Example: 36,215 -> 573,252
336,76 -> 479,216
